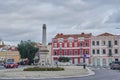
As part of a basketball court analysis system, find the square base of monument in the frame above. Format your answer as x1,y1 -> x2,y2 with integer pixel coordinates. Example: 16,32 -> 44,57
38,53 -> 48,66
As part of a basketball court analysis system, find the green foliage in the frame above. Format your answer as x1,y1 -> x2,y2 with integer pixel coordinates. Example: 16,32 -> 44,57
17,40 -> 39,65
58,57 -> 70,62
23,67 -> 64,71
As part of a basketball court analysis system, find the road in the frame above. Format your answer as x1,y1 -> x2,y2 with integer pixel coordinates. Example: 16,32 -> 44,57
0,66 -> 5,70
0,67 -> 120,80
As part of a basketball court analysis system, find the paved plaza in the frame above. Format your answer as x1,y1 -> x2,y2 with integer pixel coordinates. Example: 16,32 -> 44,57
0,66 -> 93,79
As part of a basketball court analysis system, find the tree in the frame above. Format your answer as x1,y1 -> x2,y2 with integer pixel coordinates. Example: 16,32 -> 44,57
58,57 -> 70,62
18,40 -> 39,65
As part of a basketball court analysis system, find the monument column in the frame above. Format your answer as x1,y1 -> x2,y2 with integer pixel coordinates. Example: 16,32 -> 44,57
38,24 -> 49,66
42,24 -> 46,46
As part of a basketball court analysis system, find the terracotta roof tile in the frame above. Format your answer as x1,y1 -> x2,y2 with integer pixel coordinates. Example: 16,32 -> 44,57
97,32 -> 114,36
0,45 -> 5,48
54,33 -> 92,38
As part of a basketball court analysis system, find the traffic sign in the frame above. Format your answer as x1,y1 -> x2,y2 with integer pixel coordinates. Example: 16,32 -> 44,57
83,54 -> 87,58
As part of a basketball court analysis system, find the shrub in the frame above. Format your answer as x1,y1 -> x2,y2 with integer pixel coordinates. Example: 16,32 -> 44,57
58,57 -> 70,62
23,67 -> 64,71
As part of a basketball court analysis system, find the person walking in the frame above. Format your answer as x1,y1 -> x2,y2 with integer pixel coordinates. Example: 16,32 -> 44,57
83,63 -> 86,69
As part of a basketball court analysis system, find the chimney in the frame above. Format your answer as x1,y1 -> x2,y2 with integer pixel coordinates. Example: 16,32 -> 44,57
81,32 -> 84,35
90,33 -> 92,36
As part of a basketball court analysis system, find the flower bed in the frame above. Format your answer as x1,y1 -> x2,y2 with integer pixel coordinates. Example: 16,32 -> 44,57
23,67 -> 64,71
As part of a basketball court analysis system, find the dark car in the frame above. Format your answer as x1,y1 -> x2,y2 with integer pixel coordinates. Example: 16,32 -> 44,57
110,61 -> 120,70
4,62 -> 19,68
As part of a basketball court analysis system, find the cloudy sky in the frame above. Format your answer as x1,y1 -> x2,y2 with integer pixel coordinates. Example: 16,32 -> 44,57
0,0 -> 120,45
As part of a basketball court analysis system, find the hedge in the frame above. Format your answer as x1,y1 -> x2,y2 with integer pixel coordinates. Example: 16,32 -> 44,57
23,67 -> 64,71
58,57 -> 70,62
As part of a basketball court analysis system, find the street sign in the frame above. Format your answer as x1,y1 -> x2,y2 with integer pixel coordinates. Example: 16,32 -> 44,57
83,54 -> 87,58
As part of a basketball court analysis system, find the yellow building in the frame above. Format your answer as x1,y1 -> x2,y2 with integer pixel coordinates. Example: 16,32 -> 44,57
0,51 -> 20,63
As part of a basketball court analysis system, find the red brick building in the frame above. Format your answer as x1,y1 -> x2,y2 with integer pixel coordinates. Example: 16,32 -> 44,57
52,33 -> 92,65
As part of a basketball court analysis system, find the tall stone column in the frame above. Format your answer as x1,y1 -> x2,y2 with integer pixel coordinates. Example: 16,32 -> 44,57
42,24 -> 46,46
38,24 -> 49,66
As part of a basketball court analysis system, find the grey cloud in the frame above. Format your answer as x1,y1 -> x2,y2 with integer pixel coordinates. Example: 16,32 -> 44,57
105,9 -> 120,23
0,0 -> 120,45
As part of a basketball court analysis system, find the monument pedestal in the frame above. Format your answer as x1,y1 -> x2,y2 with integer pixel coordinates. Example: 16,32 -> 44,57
38,46 -> 49,66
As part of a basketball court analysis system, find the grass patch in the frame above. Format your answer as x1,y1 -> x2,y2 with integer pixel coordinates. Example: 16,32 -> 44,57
23,67 -> 64,71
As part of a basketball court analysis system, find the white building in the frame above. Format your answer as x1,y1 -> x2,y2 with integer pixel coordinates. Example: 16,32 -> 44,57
91,33 -> 120,67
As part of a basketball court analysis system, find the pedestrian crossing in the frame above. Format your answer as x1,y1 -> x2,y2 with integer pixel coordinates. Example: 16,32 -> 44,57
89,67 -> 110,70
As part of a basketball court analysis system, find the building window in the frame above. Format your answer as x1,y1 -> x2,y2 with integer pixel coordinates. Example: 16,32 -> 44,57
103,49 -> 106,54
97,49 -> 100,54
69,50 -> 72,55
59,43 -> 62,48
109,49 -> 112,56
78,37 -> 84,41
92,49 -> 95,54
108,41 -> 112,47
114,40 -> 118,45
74,42 -> 77,47
102,58 -> 106,66
109,58 -> 112,64
86,42 -> 89,47
96,41 -> 99,46
92,41 -> 95,46
102,41 -> 105,45
54,51 -> 57,55
64,43 -> 67,48
74,50 -> 78,55
97,58 -> 100,66
80,42 -> 82,47
92,58 -> 95,66
115,49 -> 118,54
115,58 -> 118,61
58,38 -> 63,42
64,50 -> 67,55
69,43 -> 72,47
86,50 -> 89,55
68,37 -> 74,42
59,50 -> 62,55
54,43 -> 57,48
80,50 -> 82,55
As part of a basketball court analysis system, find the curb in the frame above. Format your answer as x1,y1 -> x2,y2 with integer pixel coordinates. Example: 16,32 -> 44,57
0,67 -> 95,79
86,67 -> 95,76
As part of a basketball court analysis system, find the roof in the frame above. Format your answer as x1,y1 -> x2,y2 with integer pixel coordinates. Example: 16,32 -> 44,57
48,42 -> 52,45
8,47 -> 18,51
54,33 -> 92,38
97,32 -> 114,36
0,45 -> 5,48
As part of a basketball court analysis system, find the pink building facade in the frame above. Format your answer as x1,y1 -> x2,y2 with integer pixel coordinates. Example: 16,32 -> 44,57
52,33 -> 92,65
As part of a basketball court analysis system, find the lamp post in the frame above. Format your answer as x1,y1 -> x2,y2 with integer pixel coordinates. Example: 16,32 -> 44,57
6,51 -> 7,58
83,53 -> 87,69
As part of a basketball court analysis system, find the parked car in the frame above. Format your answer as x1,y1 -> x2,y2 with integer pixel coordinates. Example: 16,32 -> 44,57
4,62 -> 19,68
18,60 -> 28,65
110,61 -> 120,70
